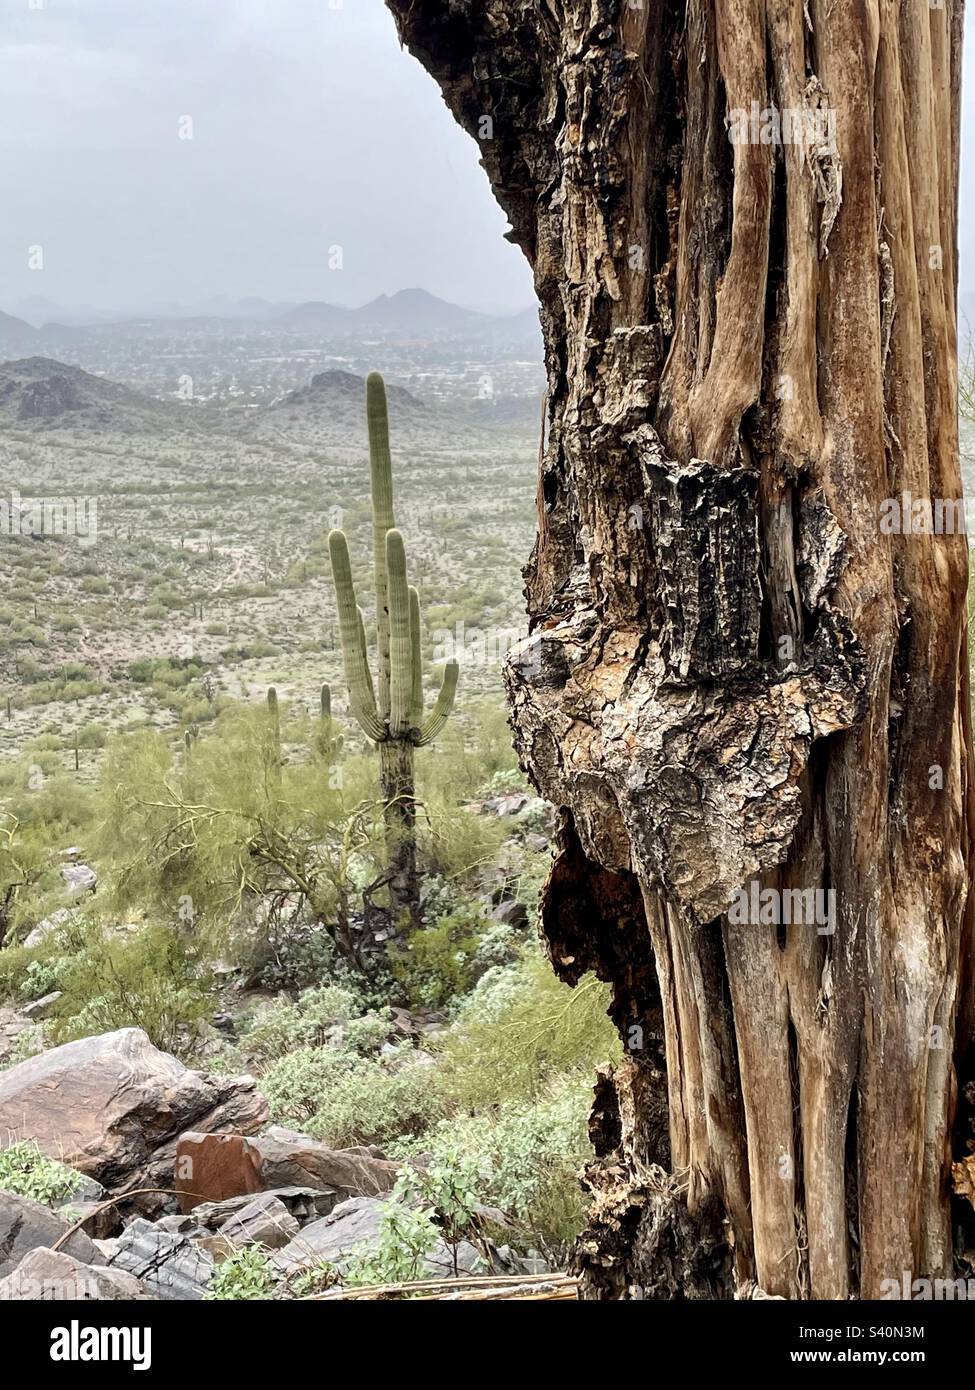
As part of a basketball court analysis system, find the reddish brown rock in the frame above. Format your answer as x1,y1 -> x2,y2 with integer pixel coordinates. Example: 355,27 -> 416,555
0,1028 -> 268,1191
174,1132 -> 264,1213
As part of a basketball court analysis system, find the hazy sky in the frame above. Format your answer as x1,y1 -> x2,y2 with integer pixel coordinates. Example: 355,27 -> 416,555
0,0 -> 972,319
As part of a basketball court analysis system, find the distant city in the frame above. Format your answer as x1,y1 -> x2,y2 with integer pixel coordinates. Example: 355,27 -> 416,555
0,288 -> 545,415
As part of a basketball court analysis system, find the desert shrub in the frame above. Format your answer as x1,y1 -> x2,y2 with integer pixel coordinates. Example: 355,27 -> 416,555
0,1023 -> 46,1069
0,1141 -> 86,1204
229,984 -> 363,1066
343,1197 -> 440,1288
16,956 -> 59,1001
262,1044 -> 440,1149
434,950 -> 620,1112
390,901 -> 490,1009
205,1246 -> 275,1301
0,775 -> 93,946
420,797 -> 506,880
259,1045 -> 359,1124
48,920 -> 214,1054
415,1082 -> 592,1261
342,1158 -> 486,1287
305,1056 -> 441,1148
91,710 -> 384,973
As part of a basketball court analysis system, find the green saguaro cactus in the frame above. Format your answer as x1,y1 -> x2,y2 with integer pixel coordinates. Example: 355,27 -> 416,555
266,686 -> 282,785
319,682 -> 339,763
328,372 -> 459,925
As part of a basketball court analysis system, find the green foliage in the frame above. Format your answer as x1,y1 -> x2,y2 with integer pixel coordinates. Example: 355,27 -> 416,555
0,760 -> 94,941
343,1178 -> 441,1289
260,1046 -> 355,1124
204,1246 -> 276,1301
391,900 -> 494,1009
343,1157 -> 487,1287
396,1154 -> 482,1256
0,1141 -> 86,1205
417,1082 -> 592,1261
47,919 -> 214,1054
263,1045 -> 440,1149
90,706 -> 385,974
17,956 -> 59,1001
434,950 -> 620,1112
228,984 -> 364,1066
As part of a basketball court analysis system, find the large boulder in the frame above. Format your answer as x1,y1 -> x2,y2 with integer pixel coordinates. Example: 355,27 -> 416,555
0,1191 -> 104,1277
250,1128 -> 399,1198
0,1247 -> 149,1300
0,1028 -> 268,1190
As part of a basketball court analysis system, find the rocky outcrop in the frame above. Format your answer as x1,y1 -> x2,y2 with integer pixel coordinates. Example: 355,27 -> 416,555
250,1128 -> 399,1197
0,1191 -> 104,1277
219,1193 -> 299,1251
105,1219 -> 214,1301
271,1195 -> 483,1278
0,1247 -> 148,1301
0,1028 -> 268,1191
191,1187 -> 337,1230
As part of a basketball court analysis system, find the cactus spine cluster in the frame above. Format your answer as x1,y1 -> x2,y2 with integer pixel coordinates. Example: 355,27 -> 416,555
328,374 -> 458,750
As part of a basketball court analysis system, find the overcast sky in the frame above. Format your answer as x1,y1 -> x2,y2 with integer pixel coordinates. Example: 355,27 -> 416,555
0,0 -> 972,319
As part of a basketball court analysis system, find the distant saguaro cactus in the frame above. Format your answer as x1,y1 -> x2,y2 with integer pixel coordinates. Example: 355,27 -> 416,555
328,372 -> 458,925
266,686 -> 282,784
319,682 -> 337,763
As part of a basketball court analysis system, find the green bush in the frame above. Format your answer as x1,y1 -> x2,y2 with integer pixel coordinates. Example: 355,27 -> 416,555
0,1141 -> 86,1204
390,901 -> 490,1009
414,1083 -> 592,1261
434,950 -> 619,1112
204,1246 -> 276,1301
262,1044 -> 440,1149
230,984 -> 363,1067
48,920 -> 215,1055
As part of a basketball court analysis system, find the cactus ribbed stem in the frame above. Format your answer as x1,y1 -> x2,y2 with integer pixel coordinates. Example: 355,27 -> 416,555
408,586 -> 423,728
326,371 -> 460,928
367,372 -> 395,720
329,530 -> 385,743
386,530 -> 412,738
417,659 -> 459,746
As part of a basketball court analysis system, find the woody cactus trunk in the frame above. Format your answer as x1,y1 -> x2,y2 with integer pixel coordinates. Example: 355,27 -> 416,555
329,373 -> 459,926
387,0 -> 975,1299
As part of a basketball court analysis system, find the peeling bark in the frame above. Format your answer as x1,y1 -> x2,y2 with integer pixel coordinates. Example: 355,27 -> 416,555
387,0 -> 974,1299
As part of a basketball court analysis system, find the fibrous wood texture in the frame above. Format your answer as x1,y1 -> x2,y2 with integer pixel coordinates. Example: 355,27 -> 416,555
386,0 -> 973,1299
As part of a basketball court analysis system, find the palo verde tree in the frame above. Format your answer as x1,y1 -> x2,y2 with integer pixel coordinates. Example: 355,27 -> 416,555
329,373 -> 459,926
387,0 -> 974,1299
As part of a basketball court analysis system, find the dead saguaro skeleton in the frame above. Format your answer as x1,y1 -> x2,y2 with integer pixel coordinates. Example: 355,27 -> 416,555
386,0 -> 975,1299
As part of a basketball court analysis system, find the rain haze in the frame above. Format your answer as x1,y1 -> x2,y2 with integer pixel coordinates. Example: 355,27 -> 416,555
0,0 -> 536,320
0,0 -> 972,324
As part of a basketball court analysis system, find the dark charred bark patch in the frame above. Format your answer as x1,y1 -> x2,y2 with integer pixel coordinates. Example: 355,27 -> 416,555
638,445 -> 763,681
